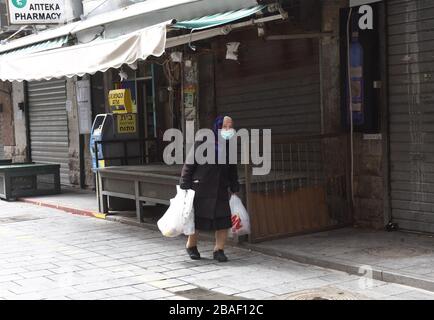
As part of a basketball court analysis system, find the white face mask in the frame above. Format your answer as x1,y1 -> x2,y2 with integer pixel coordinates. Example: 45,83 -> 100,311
221,128 -> 235,140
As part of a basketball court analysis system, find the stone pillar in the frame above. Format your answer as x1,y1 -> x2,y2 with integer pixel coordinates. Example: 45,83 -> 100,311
353,134 -> 385,228
321,0 -> 349,134
0,81 -> 14,158
10,82 -> 28,162
66,77 -> 81,186
320,0 -> 353,225
182,54 -> 199,132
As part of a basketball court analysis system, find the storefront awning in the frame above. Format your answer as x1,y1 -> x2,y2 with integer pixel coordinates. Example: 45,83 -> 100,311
0,36 -> 69,59
0,21 -> 171,82
174,4 -> 266,30
0,0 -> 258,55
0,1 -> 282,82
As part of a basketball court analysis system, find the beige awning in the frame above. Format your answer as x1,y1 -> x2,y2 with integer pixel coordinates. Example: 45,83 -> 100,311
0,21 -> 171,82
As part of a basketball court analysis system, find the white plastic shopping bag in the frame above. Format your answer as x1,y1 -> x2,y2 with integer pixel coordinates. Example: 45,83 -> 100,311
181,187 -> 195,236
229,194 -> 251,237
157,186 -> 195,237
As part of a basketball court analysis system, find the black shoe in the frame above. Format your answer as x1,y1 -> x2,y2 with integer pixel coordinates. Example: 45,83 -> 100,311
213,249 -> 228,262
186,246 -> 201,260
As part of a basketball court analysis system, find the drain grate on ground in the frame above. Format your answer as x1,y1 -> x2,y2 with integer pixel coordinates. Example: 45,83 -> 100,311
176,288 -> 247,300
280,287 -> 364,300
0,215 -> 44,224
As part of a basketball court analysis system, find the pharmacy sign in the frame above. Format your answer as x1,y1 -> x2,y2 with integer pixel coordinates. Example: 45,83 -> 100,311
7,0 -> 66,24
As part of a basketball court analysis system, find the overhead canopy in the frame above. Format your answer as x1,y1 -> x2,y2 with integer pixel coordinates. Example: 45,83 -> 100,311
0,0 -> 258,54
0,1 -> 280,82
0,36 -> 69,59
0,22 -> 171,82
174,4 -> 266,30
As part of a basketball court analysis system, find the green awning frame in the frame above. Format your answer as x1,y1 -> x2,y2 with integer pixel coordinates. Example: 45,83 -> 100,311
174,4 -> 267,30
0,36 -> 69,59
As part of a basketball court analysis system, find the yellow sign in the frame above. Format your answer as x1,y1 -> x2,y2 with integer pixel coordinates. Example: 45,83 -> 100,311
108,89 -> 134,113
117,114 -> 137,134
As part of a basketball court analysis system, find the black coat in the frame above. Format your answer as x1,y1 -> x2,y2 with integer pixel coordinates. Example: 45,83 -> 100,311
180,141 -> 240,221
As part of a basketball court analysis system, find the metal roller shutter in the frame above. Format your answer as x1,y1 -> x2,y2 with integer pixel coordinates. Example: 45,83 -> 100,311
388,0 -> 434,233
215,37 -> 321,136
28,79 -> 70,185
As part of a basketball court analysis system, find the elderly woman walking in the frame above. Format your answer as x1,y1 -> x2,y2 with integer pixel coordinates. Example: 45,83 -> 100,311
180,116 -> 239,262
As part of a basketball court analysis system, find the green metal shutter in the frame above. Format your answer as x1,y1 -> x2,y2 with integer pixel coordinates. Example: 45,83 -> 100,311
388,0 -> 434,233
28,79 -> 70,185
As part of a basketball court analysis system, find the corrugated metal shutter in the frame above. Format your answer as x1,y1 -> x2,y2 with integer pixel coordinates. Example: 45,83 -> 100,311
28,79 -> 70,185
388,0 -> 434,233
215,36 -> 321,136
0,1 -> 8,29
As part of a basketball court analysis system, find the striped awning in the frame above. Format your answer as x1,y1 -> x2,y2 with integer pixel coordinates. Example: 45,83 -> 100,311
0,22 -> 170,82
174,4 -> 266,30
0,36 -> 69,59
0,1 -> 276,81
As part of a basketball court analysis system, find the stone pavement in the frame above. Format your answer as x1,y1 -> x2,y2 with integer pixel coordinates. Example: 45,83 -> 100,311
16,189 -> 434,294
20,188 -> 99,217
248,228 -> 434,292
1,200 -> 434,300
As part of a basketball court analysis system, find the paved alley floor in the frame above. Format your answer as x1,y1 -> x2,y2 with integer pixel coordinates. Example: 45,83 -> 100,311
1,200 -> 434,300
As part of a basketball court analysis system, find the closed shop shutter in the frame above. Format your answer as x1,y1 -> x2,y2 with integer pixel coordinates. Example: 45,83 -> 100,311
28,79 -> 70,185
215,35 -> 321,136
388,0 -> 434,233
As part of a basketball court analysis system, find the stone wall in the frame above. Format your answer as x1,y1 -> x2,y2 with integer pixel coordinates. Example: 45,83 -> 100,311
353,135 -> 385,229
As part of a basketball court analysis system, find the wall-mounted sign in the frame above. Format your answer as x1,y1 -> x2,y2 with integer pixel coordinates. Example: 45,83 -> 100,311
117,114 -> 137,134
7,0 -> 66,25
108,89 -> 134,114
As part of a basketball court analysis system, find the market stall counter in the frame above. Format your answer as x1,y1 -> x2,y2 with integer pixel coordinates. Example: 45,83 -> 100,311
96,164 -> 308,223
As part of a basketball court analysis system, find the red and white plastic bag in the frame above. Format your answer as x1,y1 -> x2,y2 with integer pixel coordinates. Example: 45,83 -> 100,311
229,194 -> 251,237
